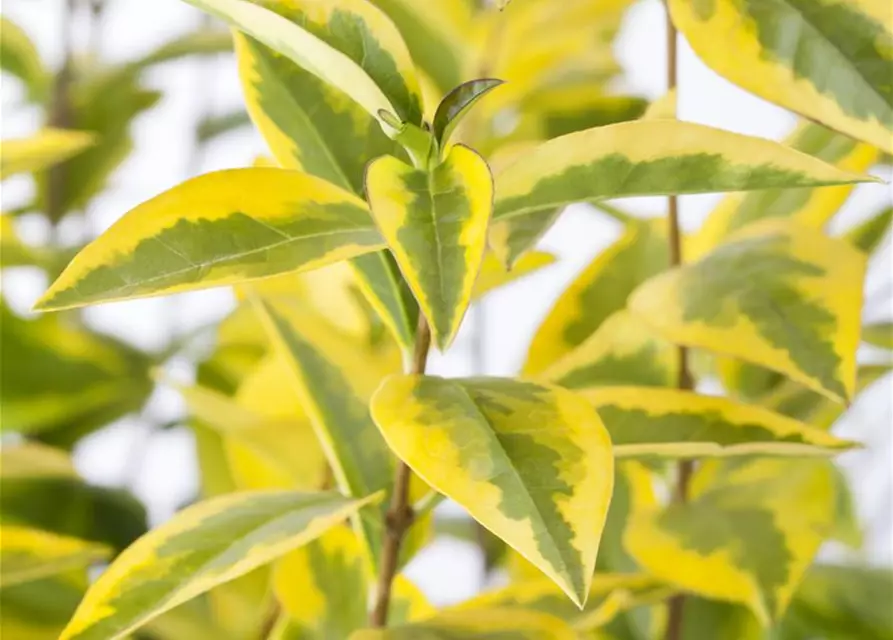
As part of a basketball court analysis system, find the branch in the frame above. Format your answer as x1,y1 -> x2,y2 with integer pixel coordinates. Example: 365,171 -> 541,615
369,315 -> 431,627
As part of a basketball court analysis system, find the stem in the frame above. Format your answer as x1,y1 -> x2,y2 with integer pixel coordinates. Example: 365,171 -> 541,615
664,6 -> 694,640
369,314 -> 432,627
46,0 -> 78,227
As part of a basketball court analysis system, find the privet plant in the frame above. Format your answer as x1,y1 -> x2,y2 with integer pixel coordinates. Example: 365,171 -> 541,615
1,0 -> 892,639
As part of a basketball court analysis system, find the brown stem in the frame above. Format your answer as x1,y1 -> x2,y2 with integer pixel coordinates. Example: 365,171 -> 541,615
369,315 -> 431,627
664,6 -> 694,640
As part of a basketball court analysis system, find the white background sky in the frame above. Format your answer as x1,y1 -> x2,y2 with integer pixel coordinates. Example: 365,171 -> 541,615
2,0 -> 892,606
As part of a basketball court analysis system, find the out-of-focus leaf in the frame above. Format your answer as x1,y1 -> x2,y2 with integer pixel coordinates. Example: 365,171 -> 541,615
846,205 -> 892,254
0,573 -> 87,640
58,490 -> 381,640
581,386 -> 856,459
366,144 -> 493,349
679,598 -> 762,640
0,129 -> 95,179
37,69 -> 160,221
132,28 -> 232,67
195,110 -> 251,143
0,17 -> 49,101
690,122 -> 880,260
0,444 -> 147,552
273,526 -> 431,639
350,608 -> 579,640
0,526 -> 110,588
630,220 -> 865,403
642,89 -> 676,120
525,219 -> 668,375
0,306 -> 152,441
371,375 -> 613,607
36,168 -> 383,311
626,459 -> 838,625
472,250 -> 555,299
668,0 -> 893,153
775,564 -> 893,640
0,214 -> 45,268
536,310 -> 678,390
862,321 -> 893,350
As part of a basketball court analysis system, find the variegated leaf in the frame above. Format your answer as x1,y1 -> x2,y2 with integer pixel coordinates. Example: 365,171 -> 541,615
690,122 -> 880,260
626,459 -> 838,625
272,526 -> 432,639
366,0 -> 469,93
350,608 -> 579,640
536,310 -> 678,390
0,573 -> 87,640
669,0 -> 893,153
183,0 -> 399,130
525,219 -> 668,375
174,377 -> 327,491
36,168 -> 383,311
456,573 -> 669,631
366,144 -> 494,349
251,297 -> 434,570
863,321 -> 893,350
0,16 -> 49,101
0,526 -> 110,588
493,120 -> 877,224
580,386 -> 856,459
630,220 -> 865,402
371,375 -> 613,607
0,129 -> 94,179
472,250 -> 556,300
58,490 -> 381,640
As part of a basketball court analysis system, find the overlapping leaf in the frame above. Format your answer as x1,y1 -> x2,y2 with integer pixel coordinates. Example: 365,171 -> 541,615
57,490 -> 380,640
525,219 -> 668,375
626,459 -> 838,625
456,573 -> 669,632
472,250 -> 556,300
669,0 -> 893,153
351,608 -> 578,640
0,129 -> 94,179
36,168 -> 383,311
630,220 -> 866,402
536,310 -> 678,390
272,526 -> 432,639
366,144 -> 494,349
0,16 -> 49,101
371,375 -> 614,606
252,297 -> 399,566
845,205 -> 892,254
690,122 -> 880,260
1,306 -> 152,442
493,120 -> 876,225
0,573 -> 87,640
581,386 -> 856,458
0,526 -> 110,588
184,0 -> 400,129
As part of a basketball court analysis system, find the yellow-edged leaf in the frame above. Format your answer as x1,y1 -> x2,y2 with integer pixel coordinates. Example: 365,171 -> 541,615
494,120 -> 877,224
580,386 -> 856,459
0,129 -> 94,179
630,220 -> 865,402
183,0 -> 398,130
525,219 -> 668,375
371,375 -> 613,607
643,88 -> 677,119
690,122 -> 881,260
669,0 -> 893,153
58,490 -> 381,640
36,168 -> 383,311
366,144 -> 494,349
350,608 -> 579,639
626,459 -> 838,625
536,309 -> 678,390
0,527 -> 110,588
